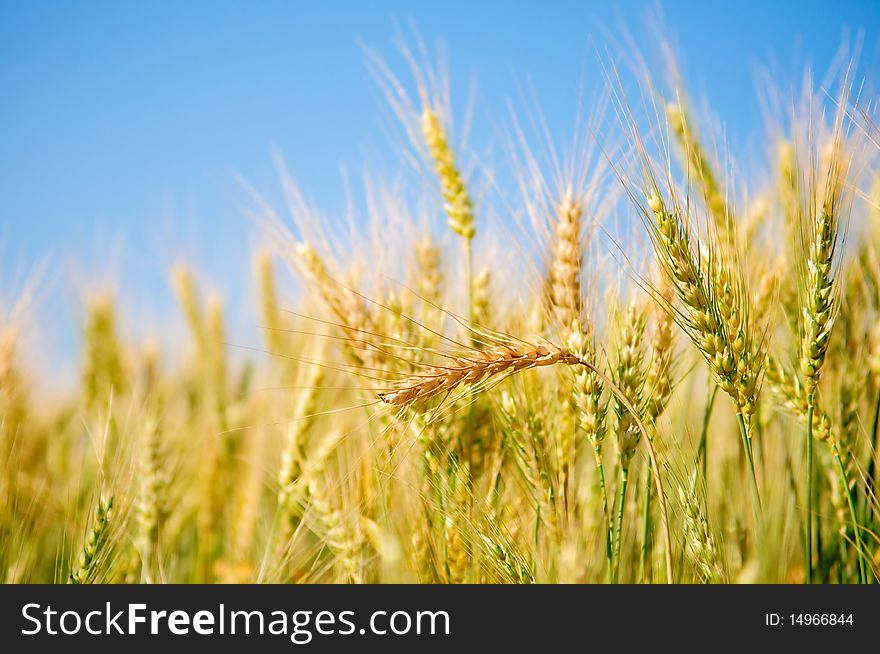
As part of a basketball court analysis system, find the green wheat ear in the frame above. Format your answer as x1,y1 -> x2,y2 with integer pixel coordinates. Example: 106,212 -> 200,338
421,108 -> 475,241
69,494 -> 113,585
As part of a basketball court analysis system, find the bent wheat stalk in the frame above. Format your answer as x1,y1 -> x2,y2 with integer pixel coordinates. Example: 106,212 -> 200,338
377,337 -> 675,582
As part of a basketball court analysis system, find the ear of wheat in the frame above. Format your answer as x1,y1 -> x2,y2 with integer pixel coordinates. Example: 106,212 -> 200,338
634,187 -> 763,521
378,341 -> 579,407
422,108 -> 475,241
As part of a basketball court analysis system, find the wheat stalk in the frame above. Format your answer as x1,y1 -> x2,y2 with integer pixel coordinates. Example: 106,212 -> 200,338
796,111 -> 853,583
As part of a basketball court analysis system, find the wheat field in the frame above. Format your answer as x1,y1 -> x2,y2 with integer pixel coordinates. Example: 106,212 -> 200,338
2,37 -> 879,585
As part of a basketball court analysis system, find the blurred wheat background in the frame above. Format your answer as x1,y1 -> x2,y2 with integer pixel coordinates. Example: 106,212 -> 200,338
2,2 -> 880,584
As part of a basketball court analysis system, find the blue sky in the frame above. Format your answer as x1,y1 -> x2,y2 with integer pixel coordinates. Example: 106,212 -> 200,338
1,0 -> 878,381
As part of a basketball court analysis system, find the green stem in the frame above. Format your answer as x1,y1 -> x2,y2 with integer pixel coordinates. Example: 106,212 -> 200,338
593,445 -> 613,581
837,536 -> 848,584
736,411 -> 762,519
864,387 -> 880,526
576,358 -> 674,582
831,444 -> 867,584
613,465 -> 629,583
805,399 -> 814,585
639,465 -> 653,583
696,385 -> 718,482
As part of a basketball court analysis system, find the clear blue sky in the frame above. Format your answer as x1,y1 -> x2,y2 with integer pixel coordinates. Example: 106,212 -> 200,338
1,0 -> 878,381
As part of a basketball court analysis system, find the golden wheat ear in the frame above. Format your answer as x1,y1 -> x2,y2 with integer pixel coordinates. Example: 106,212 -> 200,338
376,341 -> 580,408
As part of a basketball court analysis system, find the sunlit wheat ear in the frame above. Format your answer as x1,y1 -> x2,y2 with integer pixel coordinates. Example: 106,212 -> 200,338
678,478 -> 725,583
612,74 -> 761,420
543,185 -> 589,501
827,375 -> 860,531
612,301 -> 647,467
476,531 -> 535,584
606,300 -> 647,582
568,324 -> 606,451
641,192 -> 762,422
549,191 -> 583,331
376,340 -> 580,408
422,108 -> 475,242
794,81 -> 862,398
293,243 -> 385,371
798,180 -> 844,395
